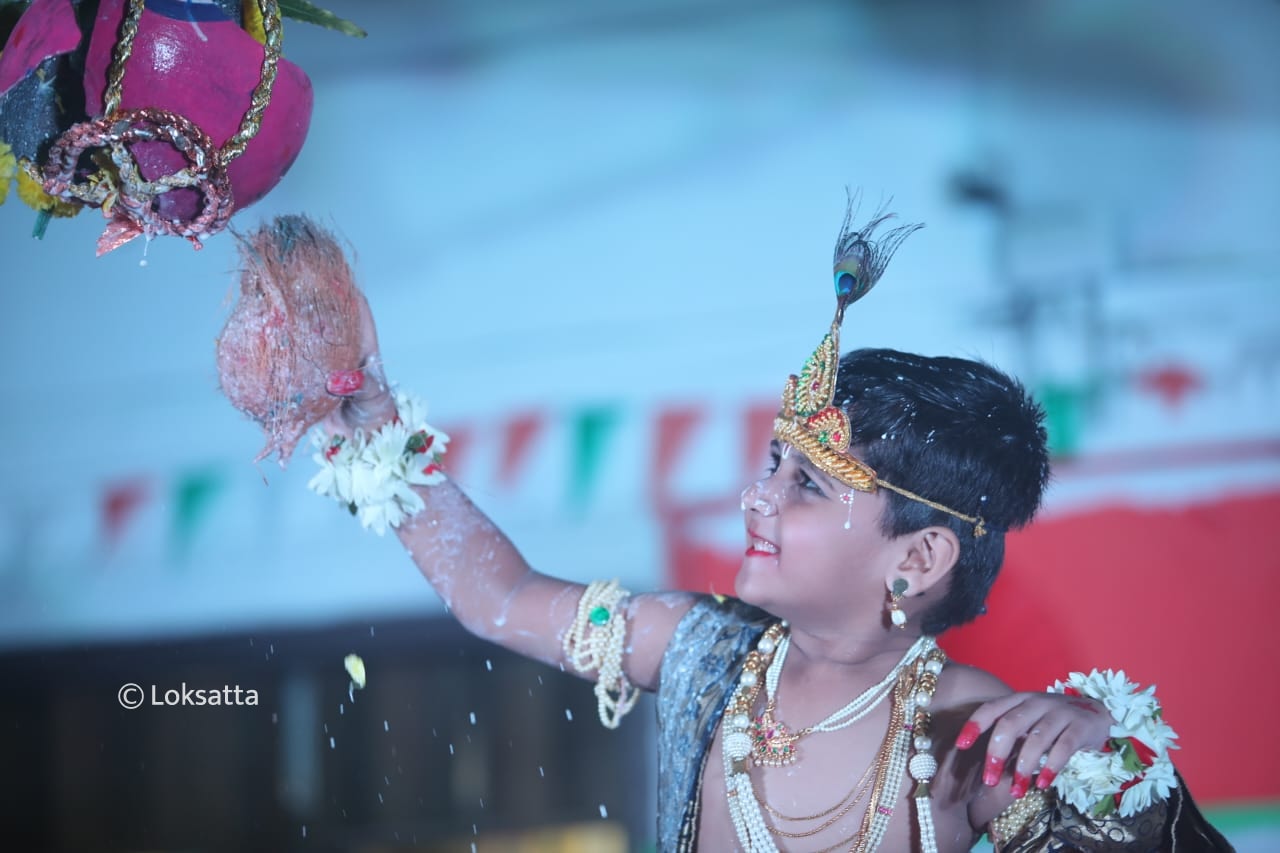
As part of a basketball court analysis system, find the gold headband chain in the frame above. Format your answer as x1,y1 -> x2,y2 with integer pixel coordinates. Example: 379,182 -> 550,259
772,205 -> 988,538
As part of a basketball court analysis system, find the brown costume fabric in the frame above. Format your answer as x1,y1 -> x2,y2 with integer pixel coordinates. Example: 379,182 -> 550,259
994,773 -> 1235,852
216,215 -> 363,465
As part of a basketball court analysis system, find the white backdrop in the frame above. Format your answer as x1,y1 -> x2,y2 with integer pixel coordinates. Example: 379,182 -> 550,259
1,0 -> 1277,649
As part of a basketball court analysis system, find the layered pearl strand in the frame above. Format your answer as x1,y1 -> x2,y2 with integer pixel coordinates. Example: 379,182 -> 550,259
720,622 -> 946,853
562,579 -> 638,729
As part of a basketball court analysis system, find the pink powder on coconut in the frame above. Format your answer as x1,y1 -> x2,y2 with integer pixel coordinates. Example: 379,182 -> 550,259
216,216 -> 363,465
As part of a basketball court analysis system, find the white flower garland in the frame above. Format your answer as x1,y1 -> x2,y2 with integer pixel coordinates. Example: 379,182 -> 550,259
1047,669 -> 1179,819
308,390 -> 449,535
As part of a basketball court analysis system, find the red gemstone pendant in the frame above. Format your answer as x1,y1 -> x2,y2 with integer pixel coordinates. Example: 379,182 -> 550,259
751,706 -> 802,767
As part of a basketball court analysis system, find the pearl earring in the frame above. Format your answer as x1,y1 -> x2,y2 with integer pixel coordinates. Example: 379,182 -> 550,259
888,578 -> 908,628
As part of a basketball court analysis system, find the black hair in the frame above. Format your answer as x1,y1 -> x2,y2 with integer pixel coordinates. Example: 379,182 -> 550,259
835,348 -> 1050,634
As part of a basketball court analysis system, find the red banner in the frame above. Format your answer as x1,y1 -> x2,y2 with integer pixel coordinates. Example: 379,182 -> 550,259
665,489 -> 1280,804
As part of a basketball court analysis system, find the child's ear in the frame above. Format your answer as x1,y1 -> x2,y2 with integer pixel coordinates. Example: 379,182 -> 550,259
893,526 -> 961,596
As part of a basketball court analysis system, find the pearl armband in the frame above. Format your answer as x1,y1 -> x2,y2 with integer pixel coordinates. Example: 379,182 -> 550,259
563,579 -> 638,729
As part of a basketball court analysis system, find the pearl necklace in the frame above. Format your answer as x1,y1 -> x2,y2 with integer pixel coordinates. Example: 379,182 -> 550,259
720,624 -> 946,853
751,634 -> 933,767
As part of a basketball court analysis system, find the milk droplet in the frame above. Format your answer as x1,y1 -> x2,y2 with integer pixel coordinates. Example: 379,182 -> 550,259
599,804 -> 608,818
565,708 -> 573,721
301,825 -> 307,838
485,659 -> 492,671
384,720 -> 390,731
329,737 -> 335,749
449,744 -> 455,755
469,712 -> 477,725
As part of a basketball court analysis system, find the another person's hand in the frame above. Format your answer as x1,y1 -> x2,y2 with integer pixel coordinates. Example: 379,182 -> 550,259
957,690 -> 1111,799
322,289 -> 398,436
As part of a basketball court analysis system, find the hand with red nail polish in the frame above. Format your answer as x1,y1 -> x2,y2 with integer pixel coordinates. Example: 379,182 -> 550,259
983,754 -> 1004,787
955,721 -> 981,750
326,369 -> 364,397
321,291 -> 397,438
1010,772 -> 1030,799
1035,767 -> 1057,790
960,690 -> 1111,814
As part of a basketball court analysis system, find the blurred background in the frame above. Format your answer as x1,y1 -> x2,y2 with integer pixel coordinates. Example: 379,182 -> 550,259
1,0 -> 1278,850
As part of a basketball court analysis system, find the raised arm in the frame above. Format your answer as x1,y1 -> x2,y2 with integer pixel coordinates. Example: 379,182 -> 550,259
322,290 -> 697,694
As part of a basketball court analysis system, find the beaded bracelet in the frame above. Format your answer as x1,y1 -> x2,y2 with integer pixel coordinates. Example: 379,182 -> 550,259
308,389 -> 449,535
562,579 -> 639,729
1048,669 -> 1179,819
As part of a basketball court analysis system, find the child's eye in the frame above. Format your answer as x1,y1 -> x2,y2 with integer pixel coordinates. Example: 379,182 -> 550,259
764,453 -> 780,476
798,470 -> 825,496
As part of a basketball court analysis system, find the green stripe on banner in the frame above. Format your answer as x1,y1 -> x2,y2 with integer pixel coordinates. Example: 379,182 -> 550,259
171,467 -> 226,564
569,406 -> 620,512
1204,802 -> 1280,833
1037,380 -> 1096,457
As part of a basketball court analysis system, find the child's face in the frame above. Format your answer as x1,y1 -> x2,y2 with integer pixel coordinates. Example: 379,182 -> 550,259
735,441 -> 904,627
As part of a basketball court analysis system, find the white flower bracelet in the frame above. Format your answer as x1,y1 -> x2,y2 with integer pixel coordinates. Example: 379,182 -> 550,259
308,389 -> 449,535
1048,669 -> 1179,819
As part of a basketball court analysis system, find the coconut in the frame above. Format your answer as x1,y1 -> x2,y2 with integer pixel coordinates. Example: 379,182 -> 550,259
216,215 -> 363,465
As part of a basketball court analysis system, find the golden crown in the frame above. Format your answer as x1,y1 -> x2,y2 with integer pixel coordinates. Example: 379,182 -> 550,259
772,200 -> 987,536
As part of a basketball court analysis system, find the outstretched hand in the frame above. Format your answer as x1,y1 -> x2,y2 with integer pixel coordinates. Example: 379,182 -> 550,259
956,690 -> 1111,799
322,288 -> 398,436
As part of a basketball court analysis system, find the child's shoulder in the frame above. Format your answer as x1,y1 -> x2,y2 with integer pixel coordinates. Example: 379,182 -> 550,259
936,660 -> 1011,708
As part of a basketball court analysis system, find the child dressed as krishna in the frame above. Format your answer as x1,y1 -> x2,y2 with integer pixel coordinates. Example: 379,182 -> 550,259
253,202 -> 1231,852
